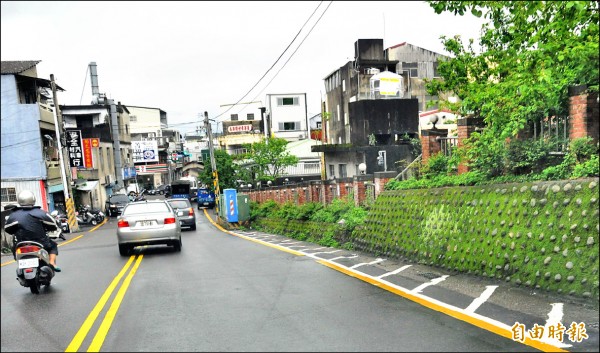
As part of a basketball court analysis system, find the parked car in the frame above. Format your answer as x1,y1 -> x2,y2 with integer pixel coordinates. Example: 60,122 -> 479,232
116,200 -> 182,256
166,198 -> 197,231
155,184 -> 171,195
105,193 -> 131,217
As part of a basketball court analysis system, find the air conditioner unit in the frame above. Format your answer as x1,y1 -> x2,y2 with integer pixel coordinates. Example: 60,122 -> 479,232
105,174 -> 114,185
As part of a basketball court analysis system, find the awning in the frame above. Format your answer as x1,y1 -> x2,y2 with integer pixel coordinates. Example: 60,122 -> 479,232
75,180 -> 99,191
48,184 -> 64,193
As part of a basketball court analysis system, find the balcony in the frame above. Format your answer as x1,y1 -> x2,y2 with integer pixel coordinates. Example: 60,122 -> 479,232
39,104 -> 56,129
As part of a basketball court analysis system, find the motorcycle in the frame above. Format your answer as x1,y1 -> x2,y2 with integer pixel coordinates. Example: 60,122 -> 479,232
76,205 -> 99,226
14,240 -> 56,294
49,211 -> 67,240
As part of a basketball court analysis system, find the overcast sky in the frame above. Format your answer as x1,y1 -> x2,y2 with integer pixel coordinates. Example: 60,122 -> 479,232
1,1 -> 485,135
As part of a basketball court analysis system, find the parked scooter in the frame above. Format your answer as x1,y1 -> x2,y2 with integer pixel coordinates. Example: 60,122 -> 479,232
49,211 -> 67,240
14,240 -> 56,294
76,205 -> 98,226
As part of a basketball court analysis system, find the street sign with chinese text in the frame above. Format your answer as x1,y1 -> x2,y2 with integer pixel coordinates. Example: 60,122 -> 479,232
66,130 -> 83,168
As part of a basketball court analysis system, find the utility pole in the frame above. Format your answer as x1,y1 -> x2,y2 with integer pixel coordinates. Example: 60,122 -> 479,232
50,74 -> 79,232
204,111 -> 220,214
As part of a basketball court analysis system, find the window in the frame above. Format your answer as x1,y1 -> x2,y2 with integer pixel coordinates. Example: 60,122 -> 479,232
316,121 -> 322,129
433,62 -> 440,78
328,164 -> 335,178
342,79 -> 346,92
404,62 -> 419,78
278,122 -> 300,131
1,187 -> 17,203
246,113 -> 254,120
231,114 -> 238,121
277,97 -> 299,106
344,112 -> 348,125
338,164 -> 347,178
130,115 -> 137,122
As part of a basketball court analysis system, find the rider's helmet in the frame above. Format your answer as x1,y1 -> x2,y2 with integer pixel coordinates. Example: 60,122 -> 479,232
17,190 -> 36,207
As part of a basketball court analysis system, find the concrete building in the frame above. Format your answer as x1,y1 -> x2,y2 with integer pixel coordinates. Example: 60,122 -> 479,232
126,105 -> 179,189
1,60 -> 66,212
314,39 -> 420,178
265,93 -> 309,142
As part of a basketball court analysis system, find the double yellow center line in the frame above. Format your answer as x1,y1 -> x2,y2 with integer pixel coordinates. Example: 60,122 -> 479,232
65,254 -> 143,352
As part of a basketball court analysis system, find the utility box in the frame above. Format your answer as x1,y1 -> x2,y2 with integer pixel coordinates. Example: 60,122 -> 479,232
237,194 -> 250,222
223,188 -> 238,223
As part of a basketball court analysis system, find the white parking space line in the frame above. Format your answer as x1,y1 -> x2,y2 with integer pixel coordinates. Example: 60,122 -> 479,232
311,249 -> 342,255
377,264 -> 412,279
464,285 -> 498,313
330,254 -> 359,261
350,258 -> 385,269
540,303 -> 570,347
287,245 -> 308,249
411,275 -> 449,293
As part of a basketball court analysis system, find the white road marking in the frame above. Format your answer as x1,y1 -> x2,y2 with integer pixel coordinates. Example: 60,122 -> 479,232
411,275 -> 449,293
464,285 -> 498,313
311,249 -> 342,255
377,265 -> 412,279
350,258 -> 385,269
540,303 -> 569,347
330,254 -> 359,261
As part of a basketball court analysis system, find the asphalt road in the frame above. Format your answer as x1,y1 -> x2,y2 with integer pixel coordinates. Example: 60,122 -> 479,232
1,200 -> 597,352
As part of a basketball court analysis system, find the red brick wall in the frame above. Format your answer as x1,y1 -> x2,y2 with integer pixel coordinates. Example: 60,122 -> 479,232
569,87 -> 599,145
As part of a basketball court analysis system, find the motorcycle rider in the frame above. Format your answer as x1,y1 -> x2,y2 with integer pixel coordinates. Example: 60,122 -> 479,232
3,190 -> 61,272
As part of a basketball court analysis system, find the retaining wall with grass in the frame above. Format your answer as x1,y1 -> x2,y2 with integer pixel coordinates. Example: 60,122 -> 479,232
352,178 -> 599,300
250,178 -> 599,302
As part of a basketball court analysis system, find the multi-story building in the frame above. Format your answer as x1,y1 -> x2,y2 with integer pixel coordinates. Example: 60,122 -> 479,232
60,101 -> 134,210
126,105 -> 176,189
265,93 -> 309,142
1,60 -> 67,212
314,39 -> 420,178
385,42 -> 450,113
217,101 -> 265,156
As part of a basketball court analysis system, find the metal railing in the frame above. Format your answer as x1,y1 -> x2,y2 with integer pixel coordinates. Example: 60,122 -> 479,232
436,137 -> 458,157
395,154 -> 422,181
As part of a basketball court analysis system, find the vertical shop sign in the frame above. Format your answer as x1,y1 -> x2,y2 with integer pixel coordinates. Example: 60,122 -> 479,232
82,138 -> 94,168
66,130 -> 83,168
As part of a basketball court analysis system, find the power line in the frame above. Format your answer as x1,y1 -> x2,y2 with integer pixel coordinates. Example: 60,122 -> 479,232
214,1 -> 326,121
248,1 -> 333,105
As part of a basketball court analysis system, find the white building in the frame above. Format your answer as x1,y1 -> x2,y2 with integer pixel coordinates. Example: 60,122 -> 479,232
266,93 -> 309,142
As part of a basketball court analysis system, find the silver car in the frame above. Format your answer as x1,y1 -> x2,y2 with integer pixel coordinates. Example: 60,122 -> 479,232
166,198 -> 197,231
116,200 -> 182,256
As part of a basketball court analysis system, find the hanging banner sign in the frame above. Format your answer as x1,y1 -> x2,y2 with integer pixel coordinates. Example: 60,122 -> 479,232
66,130 -> 83,168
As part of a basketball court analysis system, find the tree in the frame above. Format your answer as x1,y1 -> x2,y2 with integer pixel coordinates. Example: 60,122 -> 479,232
242,137 -> 299,182
197,149 -> 239,192
426,1 -> 599,139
